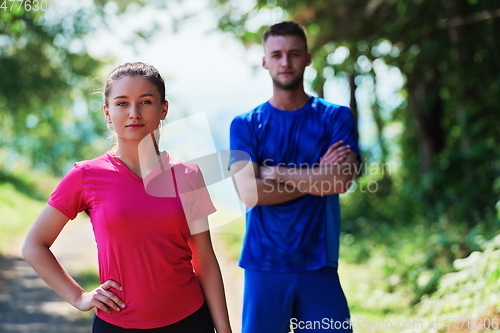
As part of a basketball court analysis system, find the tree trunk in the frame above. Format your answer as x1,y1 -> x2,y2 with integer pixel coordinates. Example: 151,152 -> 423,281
448,2 -> 471,153
349,73 -> 358,120
370,100 -> 388,166
408,78 -> 445,173
348,73 -> 360,153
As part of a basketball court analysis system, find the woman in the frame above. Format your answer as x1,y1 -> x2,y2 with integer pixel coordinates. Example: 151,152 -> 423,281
22,62 -> 232,333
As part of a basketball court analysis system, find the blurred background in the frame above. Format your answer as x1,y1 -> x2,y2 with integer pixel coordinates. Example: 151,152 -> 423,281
0,0 -> 499,332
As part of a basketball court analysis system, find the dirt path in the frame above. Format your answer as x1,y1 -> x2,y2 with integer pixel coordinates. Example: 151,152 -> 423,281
0,216 -> 98,332
0,216 -> 243,332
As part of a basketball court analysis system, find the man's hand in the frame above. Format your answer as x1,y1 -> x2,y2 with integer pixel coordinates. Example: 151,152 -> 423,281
320,140 -> 351,165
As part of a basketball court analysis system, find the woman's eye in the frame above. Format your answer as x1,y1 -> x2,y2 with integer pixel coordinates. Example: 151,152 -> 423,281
141,100 -> 152,105
116,101 -> 127,106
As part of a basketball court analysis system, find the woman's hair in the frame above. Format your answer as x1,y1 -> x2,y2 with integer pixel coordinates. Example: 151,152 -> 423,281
103,62 -> 166,107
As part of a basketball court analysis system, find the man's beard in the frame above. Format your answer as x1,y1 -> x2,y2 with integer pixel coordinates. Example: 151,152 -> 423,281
272,74 -> 304,91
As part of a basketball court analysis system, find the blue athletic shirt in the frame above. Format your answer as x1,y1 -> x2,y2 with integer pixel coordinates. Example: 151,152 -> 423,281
229,96 -> 360,272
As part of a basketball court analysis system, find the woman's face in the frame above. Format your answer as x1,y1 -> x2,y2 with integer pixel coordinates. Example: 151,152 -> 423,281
103,76 -> 168,145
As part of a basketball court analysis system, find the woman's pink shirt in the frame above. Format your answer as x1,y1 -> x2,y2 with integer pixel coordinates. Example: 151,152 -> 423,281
48,152 -> 216,329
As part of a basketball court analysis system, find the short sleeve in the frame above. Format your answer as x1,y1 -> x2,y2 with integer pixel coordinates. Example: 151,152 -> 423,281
331,106 -> 360,157
47,163 -> 87,220
229,115 -> 257,168
175,164 -> 216,234
187,167 -> 216,222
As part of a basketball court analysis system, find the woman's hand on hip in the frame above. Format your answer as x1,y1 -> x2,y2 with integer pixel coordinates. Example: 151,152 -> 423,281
74,279 -> 126,313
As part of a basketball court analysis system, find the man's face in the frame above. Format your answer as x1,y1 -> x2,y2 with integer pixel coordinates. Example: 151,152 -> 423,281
262,35 -> 312,91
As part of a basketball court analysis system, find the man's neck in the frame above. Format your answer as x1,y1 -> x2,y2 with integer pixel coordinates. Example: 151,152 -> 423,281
269,87 -> 311,111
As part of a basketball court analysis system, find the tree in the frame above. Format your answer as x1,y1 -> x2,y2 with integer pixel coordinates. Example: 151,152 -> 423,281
0,4 -> 106,174
0,0 -> 180,174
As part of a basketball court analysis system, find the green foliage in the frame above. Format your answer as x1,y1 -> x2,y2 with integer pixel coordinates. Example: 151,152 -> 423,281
339,260 -> 413,317
0,168 -> 45,201
341,175 -> 499,304
0,164 -> 62,254
0,182 -> 44,254
75,268 -> 100,293
0,1 -> 175,175
418,235 -> 500,319
212,216 -> 245,262
0,6 -> 106,174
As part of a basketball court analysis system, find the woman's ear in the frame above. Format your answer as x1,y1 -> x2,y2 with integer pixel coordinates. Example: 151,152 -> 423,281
161,101 -> 169,120
103,105 -> 112,123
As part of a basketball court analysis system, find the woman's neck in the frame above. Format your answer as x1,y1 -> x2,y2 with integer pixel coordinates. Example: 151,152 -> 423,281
112,142 -> 142,177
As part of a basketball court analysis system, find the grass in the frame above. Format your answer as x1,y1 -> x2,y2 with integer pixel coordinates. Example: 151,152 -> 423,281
339,260 -> 423,332
75,268 -> 100,292
211,215 -> 245,261
0,166 -> 62,254
0,182 -> 46,254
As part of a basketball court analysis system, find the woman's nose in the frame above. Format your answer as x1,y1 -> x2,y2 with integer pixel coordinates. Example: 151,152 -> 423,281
129,103 -> 141,118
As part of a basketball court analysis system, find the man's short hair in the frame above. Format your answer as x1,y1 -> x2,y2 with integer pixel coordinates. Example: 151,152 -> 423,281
263,21 -> 308,51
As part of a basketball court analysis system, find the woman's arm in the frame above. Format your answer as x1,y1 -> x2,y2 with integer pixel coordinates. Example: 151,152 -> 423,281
22,204 -> 126,314
188,223 -> 232,333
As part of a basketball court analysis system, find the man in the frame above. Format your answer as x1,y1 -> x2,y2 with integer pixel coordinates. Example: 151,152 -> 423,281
229,21 -> 359,333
